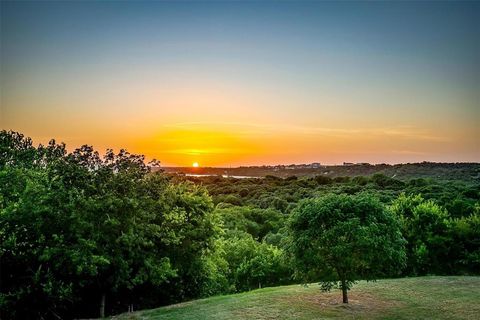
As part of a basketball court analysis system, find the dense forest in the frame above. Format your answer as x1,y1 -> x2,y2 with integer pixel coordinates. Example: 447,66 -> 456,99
163,162 -> 480,183
1,130 -> 479,319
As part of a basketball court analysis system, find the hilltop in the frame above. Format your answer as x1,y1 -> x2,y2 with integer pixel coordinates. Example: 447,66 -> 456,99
112,276 -> 480,320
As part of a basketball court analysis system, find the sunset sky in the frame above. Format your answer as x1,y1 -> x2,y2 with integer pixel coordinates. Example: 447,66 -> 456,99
1,1 -> 479,166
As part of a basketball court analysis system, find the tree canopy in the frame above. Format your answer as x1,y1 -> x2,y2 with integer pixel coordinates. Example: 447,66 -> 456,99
288,193 -> 406,303
0,130 -> 219,318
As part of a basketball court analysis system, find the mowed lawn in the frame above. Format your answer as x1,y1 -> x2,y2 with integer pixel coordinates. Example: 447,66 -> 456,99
112,276 -> 480,320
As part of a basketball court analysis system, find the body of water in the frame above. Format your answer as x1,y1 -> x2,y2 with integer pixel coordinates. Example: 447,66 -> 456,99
184,174 -> 260,179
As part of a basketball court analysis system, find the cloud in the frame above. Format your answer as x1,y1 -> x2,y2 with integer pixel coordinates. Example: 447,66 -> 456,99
390,150 -> 429,155
162,122 -> 451,142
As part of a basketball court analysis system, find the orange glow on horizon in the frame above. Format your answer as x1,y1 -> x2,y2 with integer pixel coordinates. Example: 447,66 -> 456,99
100,122 -> 477,167
6,120 -> 478,167
4,120 -> 478,167
1,3 -> 478,167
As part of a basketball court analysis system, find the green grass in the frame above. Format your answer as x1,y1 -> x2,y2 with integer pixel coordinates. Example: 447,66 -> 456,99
112,276 -> 480,320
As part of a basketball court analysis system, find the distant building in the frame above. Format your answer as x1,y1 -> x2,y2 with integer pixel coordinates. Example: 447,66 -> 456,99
311,162 -> 321,168
271,163 -> 321,170
343,162 -> 354,166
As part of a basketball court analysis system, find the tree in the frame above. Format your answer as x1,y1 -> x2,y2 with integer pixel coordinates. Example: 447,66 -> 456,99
390,194 -> 450,275
0,131 -> 220,318
0,130 -> 37,168
220,232 -> 290,292
447,212 -> 480,274
288,193 -> 406,303
216,206 -> 285,240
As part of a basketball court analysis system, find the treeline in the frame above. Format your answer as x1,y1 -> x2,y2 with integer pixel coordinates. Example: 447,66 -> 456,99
186,174 -> 479,276
1,131 -> 479,319
181,173 -> 479,218
165,162 -> 480,182
184,173 -> 479,276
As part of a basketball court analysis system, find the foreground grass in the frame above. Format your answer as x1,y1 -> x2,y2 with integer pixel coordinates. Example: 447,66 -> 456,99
112,276 -> 480,320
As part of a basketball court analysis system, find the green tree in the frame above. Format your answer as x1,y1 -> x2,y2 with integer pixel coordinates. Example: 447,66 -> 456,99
288,193 -> 406,303
390,194 -> 450,275
0,130 -> 37,168
216,206 -> 285,240
220,232 -> 290,292
0,131 -> 220,318
447,212 -> 480,273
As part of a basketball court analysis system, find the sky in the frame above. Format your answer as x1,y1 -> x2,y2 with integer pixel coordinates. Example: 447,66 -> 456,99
1,1 -> 479,167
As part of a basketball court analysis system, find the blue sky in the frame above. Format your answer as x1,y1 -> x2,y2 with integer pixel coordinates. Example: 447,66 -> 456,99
1,1 -> 479,165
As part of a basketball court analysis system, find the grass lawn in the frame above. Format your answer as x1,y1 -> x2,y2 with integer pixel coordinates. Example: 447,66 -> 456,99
111,276 -> 480,320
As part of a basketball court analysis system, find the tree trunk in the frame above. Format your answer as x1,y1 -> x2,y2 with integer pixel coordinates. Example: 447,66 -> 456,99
341,279 -> 348,304
100,292 -> 106,318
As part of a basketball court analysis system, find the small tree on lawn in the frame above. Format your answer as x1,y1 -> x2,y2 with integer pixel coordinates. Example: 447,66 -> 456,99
288,193 -> 406,303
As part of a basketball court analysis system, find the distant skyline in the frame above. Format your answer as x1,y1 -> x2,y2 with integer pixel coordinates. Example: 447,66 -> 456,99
1,1 -> 479,166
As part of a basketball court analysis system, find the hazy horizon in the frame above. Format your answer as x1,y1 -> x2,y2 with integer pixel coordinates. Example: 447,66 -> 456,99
1,1 -> 479,166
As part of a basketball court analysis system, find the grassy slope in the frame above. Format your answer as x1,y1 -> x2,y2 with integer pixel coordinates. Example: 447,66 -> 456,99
113,277 -> 480,320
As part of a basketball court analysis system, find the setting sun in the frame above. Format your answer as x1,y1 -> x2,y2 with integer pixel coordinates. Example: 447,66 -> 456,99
192,162 -> 199,168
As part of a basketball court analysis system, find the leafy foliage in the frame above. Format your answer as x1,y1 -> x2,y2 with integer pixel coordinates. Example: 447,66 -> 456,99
1,130 -> 479,317
0,131 -> 218,318
288,193 -> 406,302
